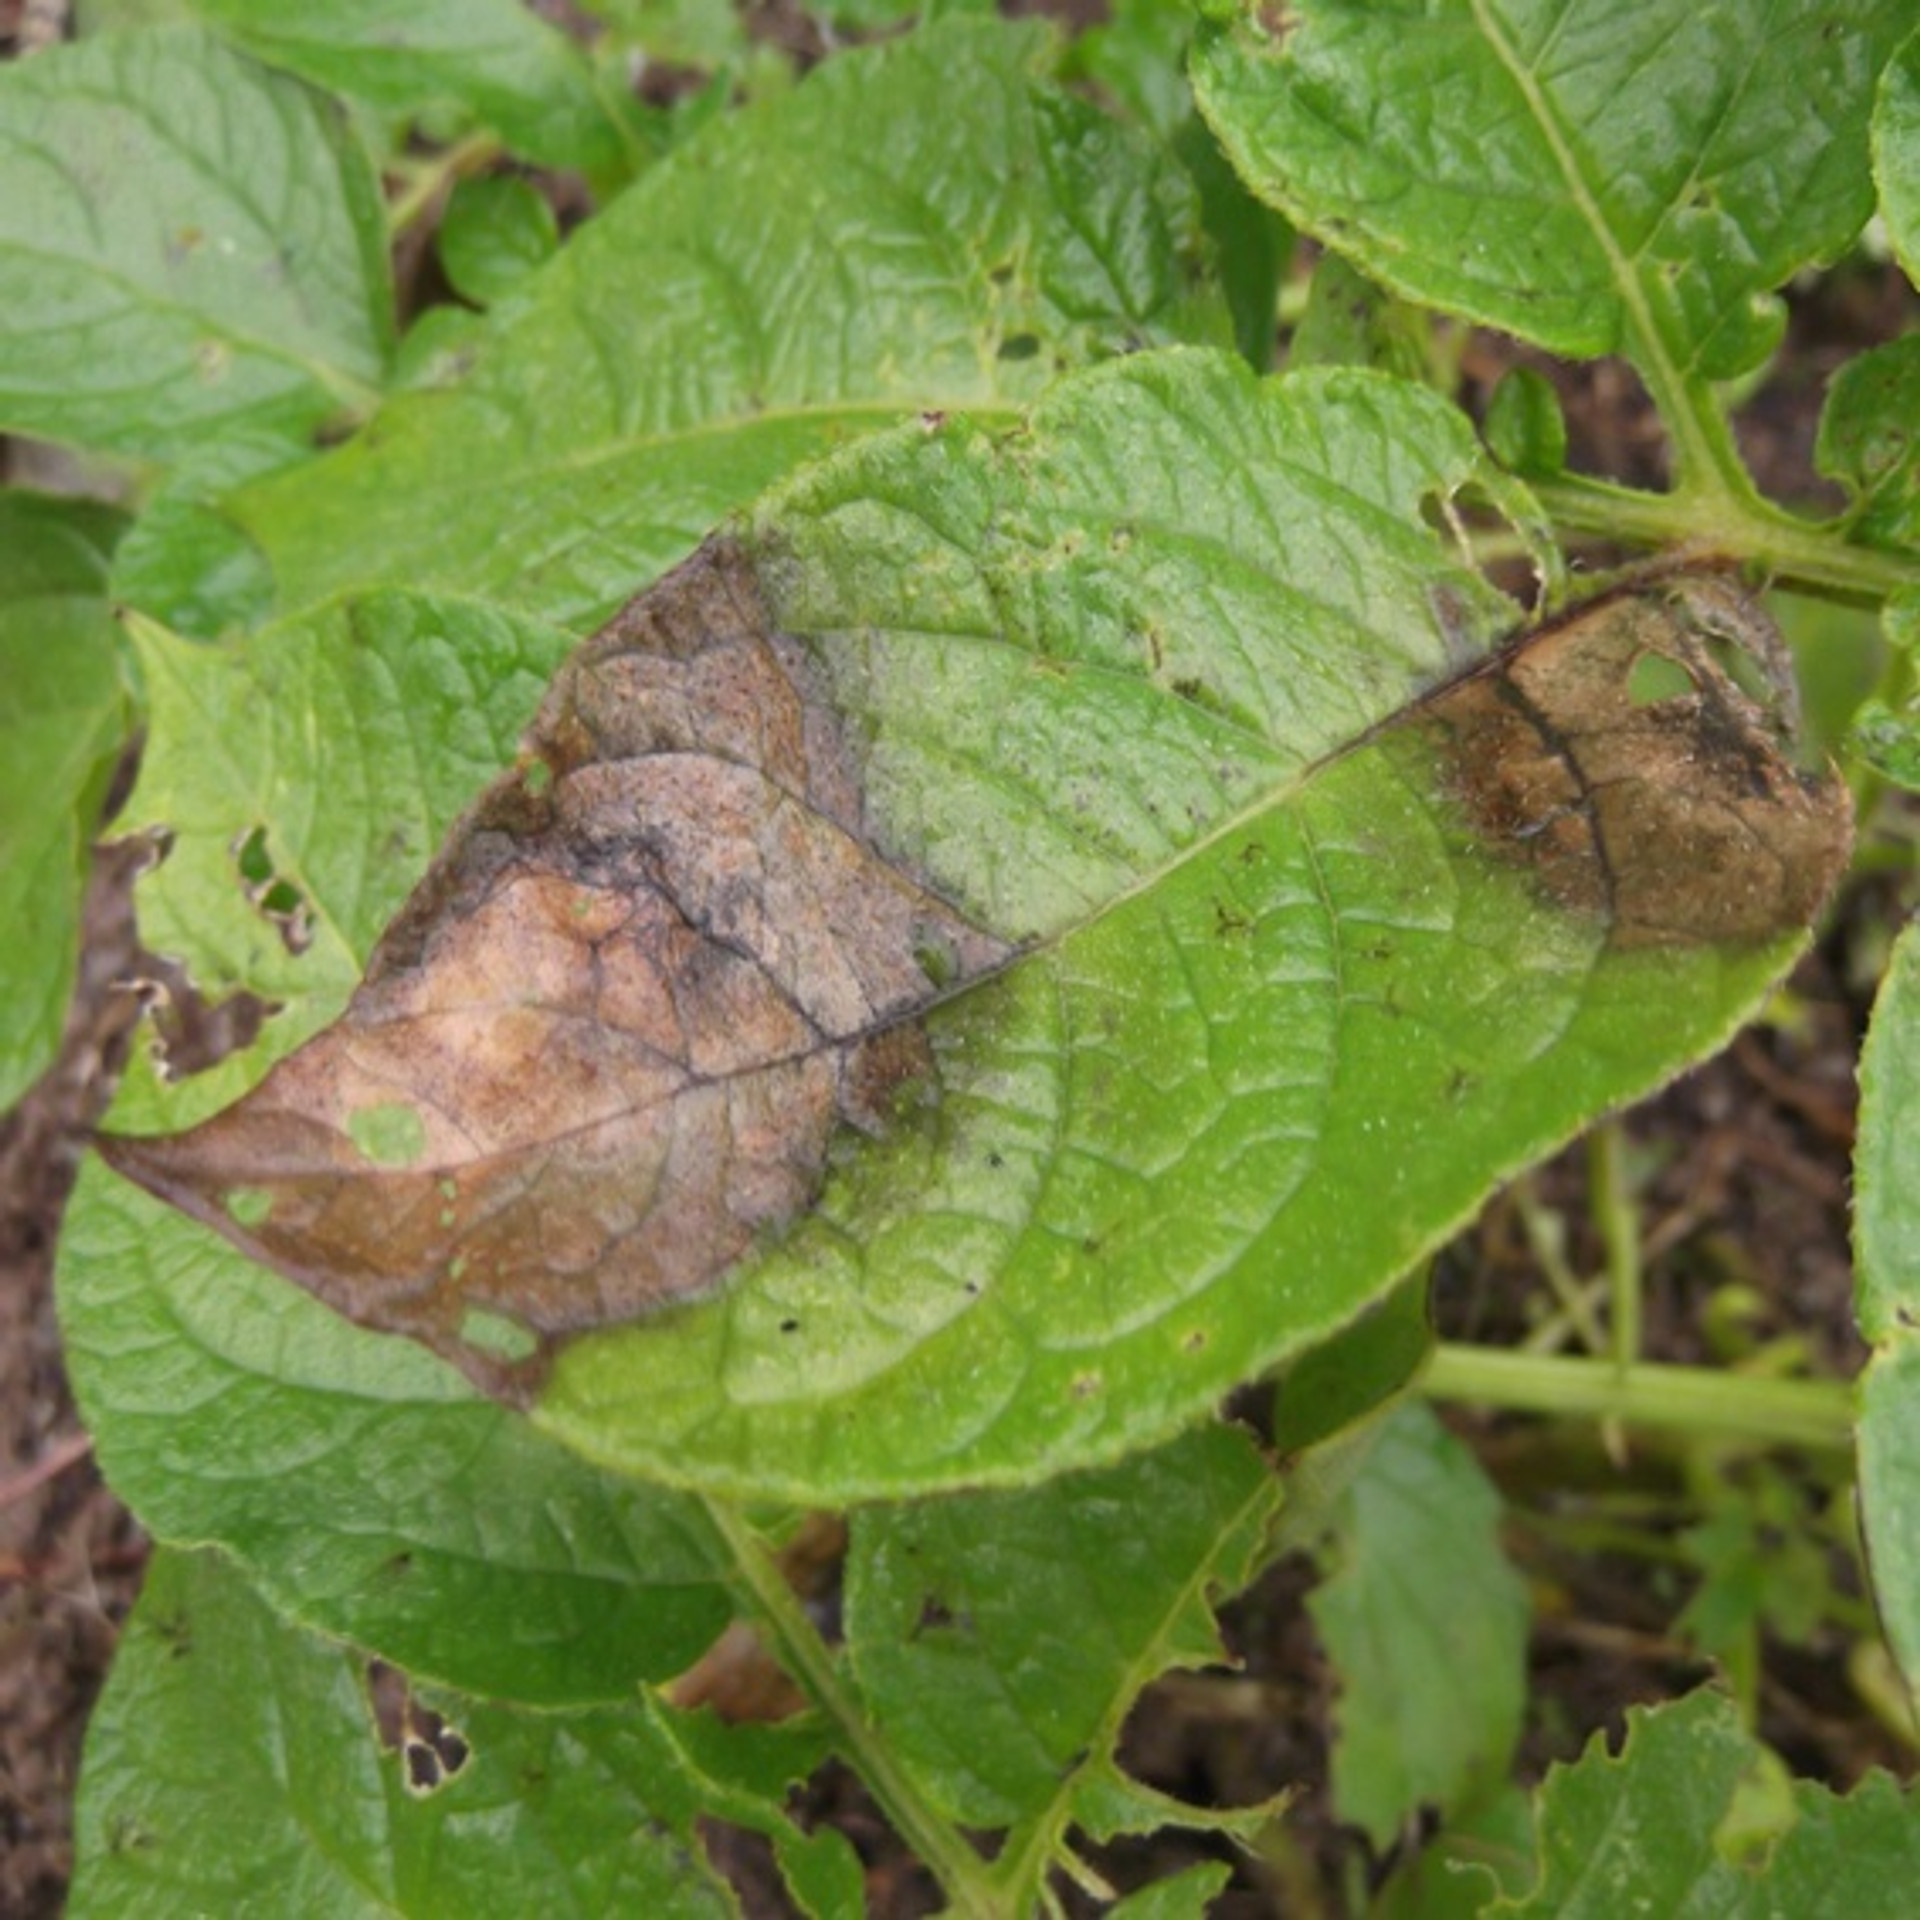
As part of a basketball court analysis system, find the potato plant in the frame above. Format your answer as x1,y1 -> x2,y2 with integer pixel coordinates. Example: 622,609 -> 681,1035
4,2 -> 1920,1912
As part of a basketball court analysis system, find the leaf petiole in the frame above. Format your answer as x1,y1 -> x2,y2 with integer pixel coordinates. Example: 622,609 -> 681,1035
700,1496 -> 1003,1919
1422,1343 -> 1855,1452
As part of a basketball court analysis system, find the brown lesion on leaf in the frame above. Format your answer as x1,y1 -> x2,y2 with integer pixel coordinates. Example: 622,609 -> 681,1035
1420,570 -> 1851,949
98,537 -> 1011,1401
366,1661 -> 472,1797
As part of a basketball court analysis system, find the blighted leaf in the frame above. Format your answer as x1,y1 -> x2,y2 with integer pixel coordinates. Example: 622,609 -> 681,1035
1429,572 -> 1846,948
95,356 -> 1850,1498
102,540 -> 1010,1394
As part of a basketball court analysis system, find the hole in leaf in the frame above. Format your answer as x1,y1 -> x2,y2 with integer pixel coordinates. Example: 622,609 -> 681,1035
1627,648 -> 1697,706
231,826 -> 313,955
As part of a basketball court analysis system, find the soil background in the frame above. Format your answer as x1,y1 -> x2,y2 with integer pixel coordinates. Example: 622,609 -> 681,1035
1,30 -> 1916,1912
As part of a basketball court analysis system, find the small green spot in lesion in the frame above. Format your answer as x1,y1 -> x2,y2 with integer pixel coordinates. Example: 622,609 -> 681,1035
523,757 -> 554,797
914,931 -> 957,989
225,1186 -> 273,1228
458,1306 -> 537,1362
347,1101 -> 428,1168
1627,649 -> 1696,707
438,1178 -> 458,1201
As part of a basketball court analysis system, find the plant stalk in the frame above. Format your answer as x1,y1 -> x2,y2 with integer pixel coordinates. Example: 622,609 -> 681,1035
1423,1343 -> 1855,1452
701,1497 -> 1000,1918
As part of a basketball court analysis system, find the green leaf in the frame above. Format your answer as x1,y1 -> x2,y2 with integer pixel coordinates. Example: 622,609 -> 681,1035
1488,1687 -> 1920,1916
1855,919 -> 1920,1696
108,434 -> 289,639
843,1422 -> 1280,1839
1270,1276 -> 1432,1456
178,0 -> 636,176
0,491 -> 130,1110
1484,367 -> 1570,479
0,27 -> 391,464
1290,253 -> 1430,379
1851,694 -> 1920,792
1876,25 -> 1920,284
70,1546 -> 828,1916
585,0 -> 750,70
1066,0 -> 1292,370
531,352 -> 1836,1499
1817,333 -> 1920,553
230,16 -> 1222,631
436,174 -> 561,308
1308,1401 -> 1529,1845
58,1166 -> 731,1706
1192,1 -> 1907,383
112,592 -> 570,1129
1107,1862 -> 1235,1919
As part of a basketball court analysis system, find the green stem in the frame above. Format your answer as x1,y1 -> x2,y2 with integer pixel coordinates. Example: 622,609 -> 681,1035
701,1498 -> 999,1918
1423,1344 -> 1856,1452
386,131 -> 503,239
1589,1121 -> 1641,1375
1533,474 -> 1920,603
